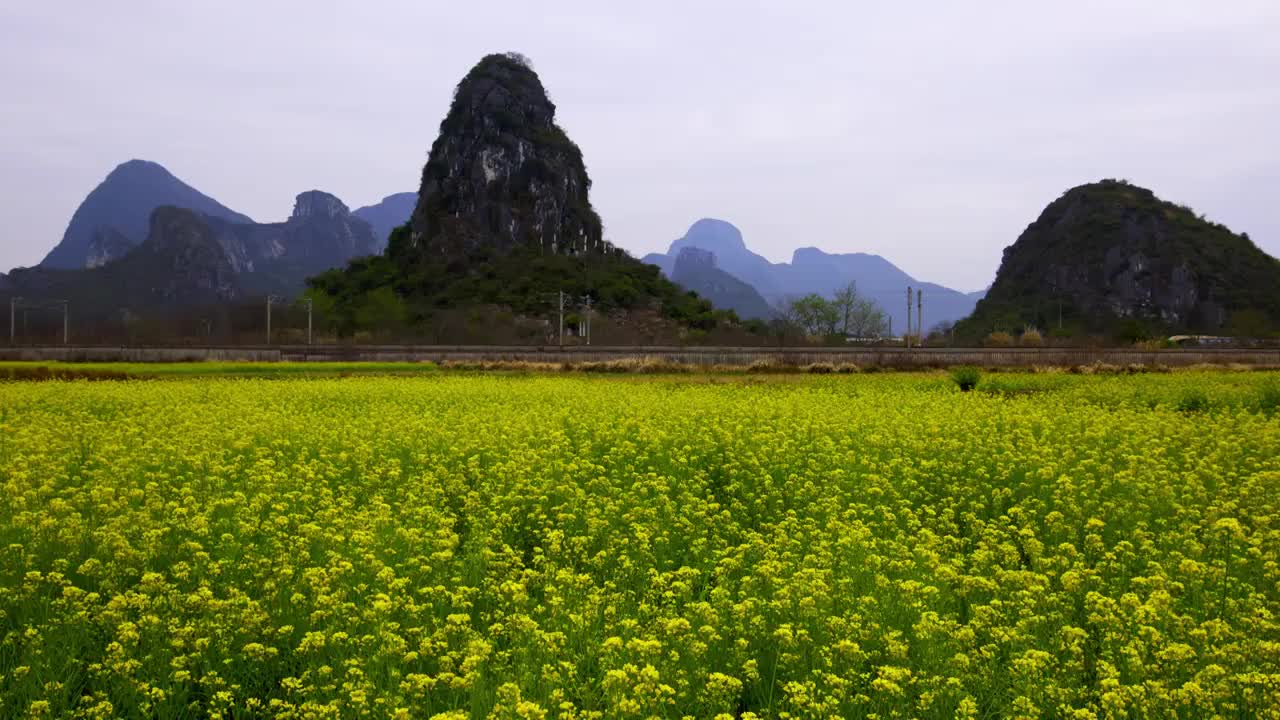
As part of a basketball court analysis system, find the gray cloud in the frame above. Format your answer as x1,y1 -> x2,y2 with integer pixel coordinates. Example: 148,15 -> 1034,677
2,1 -> 1276,290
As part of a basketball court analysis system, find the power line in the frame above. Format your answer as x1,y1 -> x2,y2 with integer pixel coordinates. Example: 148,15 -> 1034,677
9,296 -> 68,345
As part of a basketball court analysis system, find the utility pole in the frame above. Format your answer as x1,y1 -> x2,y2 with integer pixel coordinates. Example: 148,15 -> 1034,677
9,296 -> 19,345
582,295 -> 592,346
303,297 -> 314,345
905,286 -> 912,348
558,291 -> 564,347
266,295 -> 279,345
916,288 -> 923,347
62,300 -> 69,345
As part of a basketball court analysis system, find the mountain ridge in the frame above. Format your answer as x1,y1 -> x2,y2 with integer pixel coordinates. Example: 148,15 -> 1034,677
645,218 -> 982,332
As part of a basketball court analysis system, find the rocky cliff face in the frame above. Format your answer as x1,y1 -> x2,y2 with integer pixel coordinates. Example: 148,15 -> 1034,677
210,191 -> 380,279
85,226 -> 134,268
962,179 -> 1280,334
405,53 -> 605,258
41,159 -> 253,269
291,190 -> 348,220
137,207 -> 238,302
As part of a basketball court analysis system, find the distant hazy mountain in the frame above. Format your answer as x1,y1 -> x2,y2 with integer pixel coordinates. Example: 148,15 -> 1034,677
41,159 -> 253,269
10,191 -> 381,308
666,219 -> 785,298
11,207 -> 239,308
352,192 -> 416,250
670,247 -> 775,320
645,219 -> 980,332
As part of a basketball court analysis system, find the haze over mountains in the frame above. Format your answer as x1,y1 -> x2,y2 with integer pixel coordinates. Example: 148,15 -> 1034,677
5,162 -> 383,304
10,155 -> 984,332
12,156 -> 1276,341
4,51 -> 1277,342
352,193 -> 417,251
40,160 -> 254,269
668,246 -> 775,322
642,219 -> 981,330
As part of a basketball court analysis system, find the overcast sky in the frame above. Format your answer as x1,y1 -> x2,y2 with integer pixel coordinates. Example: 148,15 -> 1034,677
2,1 -> 1277,291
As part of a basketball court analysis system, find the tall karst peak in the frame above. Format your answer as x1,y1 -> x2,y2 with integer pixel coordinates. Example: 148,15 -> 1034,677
958,178 -> 1280,336
404,52 -> 604,258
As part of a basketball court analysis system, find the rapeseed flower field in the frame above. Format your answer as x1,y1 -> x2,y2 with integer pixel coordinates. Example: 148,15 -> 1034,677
1,372 -> 1278,718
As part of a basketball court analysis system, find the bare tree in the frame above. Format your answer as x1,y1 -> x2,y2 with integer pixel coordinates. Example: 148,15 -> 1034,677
831,282 -> 889,337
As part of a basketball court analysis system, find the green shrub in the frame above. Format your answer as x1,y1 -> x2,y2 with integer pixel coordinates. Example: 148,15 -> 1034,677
1176,388 -> 1210,413
950,366 -> 981,392
1258,382 -> 1280,415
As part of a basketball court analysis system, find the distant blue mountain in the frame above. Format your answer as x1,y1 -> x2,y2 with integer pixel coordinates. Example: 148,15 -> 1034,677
352,192 -> 417,251
644,218 -> 981,332
41,159 -> 254,268
669,246 -> 775,320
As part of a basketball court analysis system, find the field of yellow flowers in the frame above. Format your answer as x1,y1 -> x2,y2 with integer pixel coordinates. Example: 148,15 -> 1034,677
1,371 -> 1278,718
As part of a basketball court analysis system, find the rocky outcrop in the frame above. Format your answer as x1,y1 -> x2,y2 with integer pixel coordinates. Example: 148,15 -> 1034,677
291,190 -> 348,220
41,159 -> 252,269
670,247 -> 775,321
961,179 -> 1280,334
405,53 -> 605,258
